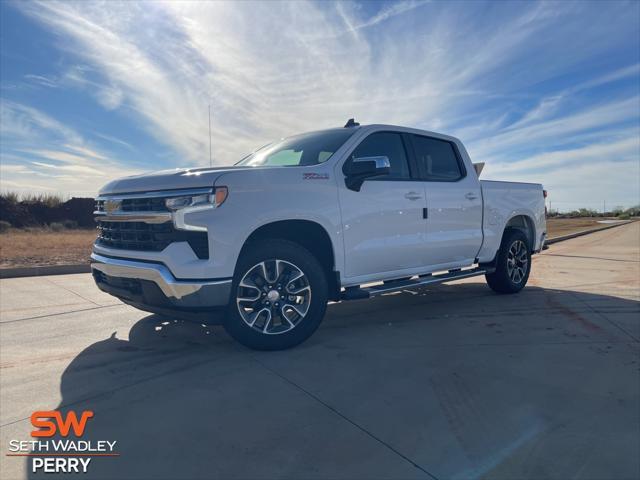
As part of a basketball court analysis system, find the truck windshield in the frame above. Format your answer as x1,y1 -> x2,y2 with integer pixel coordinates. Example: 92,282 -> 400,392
236,128 -> 356,167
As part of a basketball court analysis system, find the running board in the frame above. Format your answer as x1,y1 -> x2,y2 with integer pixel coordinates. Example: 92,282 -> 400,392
341,267 -> 491,300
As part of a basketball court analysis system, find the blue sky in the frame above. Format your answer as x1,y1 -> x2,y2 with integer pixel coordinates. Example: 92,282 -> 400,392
1,0 -> 639,210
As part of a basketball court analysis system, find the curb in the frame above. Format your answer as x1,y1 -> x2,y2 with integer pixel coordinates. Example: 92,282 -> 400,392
546,220 -> 634,245
0,263 -> 91,279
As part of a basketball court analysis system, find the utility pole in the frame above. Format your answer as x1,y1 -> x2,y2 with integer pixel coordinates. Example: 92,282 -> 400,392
603,200 -> 606,216
208,104 -> 213,167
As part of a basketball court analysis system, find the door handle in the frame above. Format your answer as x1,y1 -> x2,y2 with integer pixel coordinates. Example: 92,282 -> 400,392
404,191 -> 423,201
465,192 -> 478,200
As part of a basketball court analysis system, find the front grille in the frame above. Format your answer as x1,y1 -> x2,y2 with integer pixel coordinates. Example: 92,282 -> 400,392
94,198 -> 169,212
96,221 -> 209,259
122,197 -> 168,212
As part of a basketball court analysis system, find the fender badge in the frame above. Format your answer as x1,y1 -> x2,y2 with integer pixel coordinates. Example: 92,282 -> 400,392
303,173 -> 329,180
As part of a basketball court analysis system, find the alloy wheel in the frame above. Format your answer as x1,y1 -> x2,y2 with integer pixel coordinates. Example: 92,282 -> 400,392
236,259 -> 311,335
506,240 -> 528,284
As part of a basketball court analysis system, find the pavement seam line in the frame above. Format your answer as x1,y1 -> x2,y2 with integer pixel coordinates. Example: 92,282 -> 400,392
248,354 -> 440,480
43,277 -> 103,307
0,303 -> 125,324
541,253 -> 639,263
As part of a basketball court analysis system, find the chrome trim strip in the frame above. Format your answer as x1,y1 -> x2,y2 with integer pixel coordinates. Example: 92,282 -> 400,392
94,211 -> 172,223
95,187 -> 214,231
96,187 -> 213,201
90,253 -> 231,307
353,155 -> 391,169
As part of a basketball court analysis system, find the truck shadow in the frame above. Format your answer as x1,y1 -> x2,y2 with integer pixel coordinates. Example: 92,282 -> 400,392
28,283 -> 639,479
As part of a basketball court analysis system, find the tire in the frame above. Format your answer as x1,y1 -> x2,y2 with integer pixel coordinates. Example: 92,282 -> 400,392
485,228 -> 531,294
224,239 -> 328,350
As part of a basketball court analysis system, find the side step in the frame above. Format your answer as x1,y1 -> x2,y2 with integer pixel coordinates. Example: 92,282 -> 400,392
341,267 -> 491,301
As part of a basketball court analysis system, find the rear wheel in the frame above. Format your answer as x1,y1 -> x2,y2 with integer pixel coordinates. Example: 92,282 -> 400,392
485,229 -> 531,294
224,239 -> 328,350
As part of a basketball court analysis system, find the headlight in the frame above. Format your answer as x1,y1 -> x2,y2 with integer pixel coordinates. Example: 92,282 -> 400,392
165,187 -> 228,211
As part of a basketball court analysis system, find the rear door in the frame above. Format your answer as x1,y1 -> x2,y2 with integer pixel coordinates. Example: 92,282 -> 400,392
338,131 -> 427,280
409,134 -> 483,269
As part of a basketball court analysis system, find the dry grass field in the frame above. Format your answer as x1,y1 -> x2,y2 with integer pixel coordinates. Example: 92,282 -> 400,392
0,218 -> 633,268
0,229 -> 96,268
546,217 -> 626,237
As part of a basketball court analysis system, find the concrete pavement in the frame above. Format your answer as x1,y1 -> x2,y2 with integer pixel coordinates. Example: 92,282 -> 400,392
1,222 -> 638,479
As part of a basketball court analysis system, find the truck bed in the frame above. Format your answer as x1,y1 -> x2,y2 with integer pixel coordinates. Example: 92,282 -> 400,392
476,180 -> 547,262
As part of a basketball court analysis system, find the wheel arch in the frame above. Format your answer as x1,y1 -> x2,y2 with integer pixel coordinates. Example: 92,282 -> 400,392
239,219 -> 340,299
504,214 -> 536,251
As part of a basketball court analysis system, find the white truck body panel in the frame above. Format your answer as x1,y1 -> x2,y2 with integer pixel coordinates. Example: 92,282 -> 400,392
477,180 -> 547,262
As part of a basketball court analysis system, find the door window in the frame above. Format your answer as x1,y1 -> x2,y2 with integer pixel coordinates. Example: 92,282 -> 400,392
349,132 -> 411,180
412,135 -> 463,181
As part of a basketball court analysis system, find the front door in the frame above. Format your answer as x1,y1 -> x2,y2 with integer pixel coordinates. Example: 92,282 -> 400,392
338,131 -> 427,281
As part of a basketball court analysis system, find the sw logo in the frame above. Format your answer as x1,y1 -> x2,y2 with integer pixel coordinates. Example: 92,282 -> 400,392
23,410 -> 112,474
31,410 -> 94,437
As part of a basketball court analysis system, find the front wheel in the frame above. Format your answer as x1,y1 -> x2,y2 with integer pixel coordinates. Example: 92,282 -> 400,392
224,239 -> 328,350
485,229 -> 531,294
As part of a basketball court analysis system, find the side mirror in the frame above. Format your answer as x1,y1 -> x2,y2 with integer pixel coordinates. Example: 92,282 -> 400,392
343,156 -> 391,191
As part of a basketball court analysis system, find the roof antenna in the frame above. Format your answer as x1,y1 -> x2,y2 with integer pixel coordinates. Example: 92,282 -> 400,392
208,104 -> 213,167
344,118 -> 359,128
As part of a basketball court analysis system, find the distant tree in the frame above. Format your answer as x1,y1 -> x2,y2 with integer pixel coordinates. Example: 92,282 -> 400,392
576,208 -> 598,217
612,206 -> 625,216
625,205 -> 640,217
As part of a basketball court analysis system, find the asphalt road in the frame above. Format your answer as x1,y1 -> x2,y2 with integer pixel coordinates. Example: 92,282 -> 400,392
1,222 -> 638,480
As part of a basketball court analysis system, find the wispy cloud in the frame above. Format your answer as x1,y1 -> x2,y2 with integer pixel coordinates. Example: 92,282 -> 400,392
0,101 -> 140,195
93,132 -> 134,150
335,1 -> 428,40
468,96 -> 640,160
1,100 -> 82,145
13,2 -> 554,157
23,74 -> 59,88
3,0 -> 639,206
486,137 -> 639,175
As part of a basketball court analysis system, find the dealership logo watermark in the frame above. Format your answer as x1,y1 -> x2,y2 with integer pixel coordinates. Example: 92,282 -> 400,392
6,410 -> 118,474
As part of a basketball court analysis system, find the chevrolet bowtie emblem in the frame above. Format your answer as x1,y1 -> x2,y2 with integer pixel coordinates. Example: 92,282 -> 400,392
104,199 -> 121,214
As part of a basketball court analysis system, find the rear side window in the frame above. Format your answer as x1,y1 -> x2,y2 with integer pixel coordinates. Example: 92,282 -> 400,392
412,135 -> 463,181
350,132 -> 410,180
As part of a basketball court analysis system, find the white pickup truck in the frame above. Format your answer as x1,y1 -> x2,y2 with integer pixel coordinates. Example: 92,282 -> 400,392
91,121 -> 546,350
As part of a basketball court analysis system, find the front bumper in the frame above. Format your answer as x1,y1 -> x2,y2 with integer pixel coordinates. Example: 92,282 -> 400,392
91,253 -> 232,313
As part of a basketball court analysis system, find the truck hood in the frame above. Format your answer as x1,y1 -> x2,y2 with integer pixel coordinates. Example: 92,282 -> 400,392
98,166 -> 255,195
